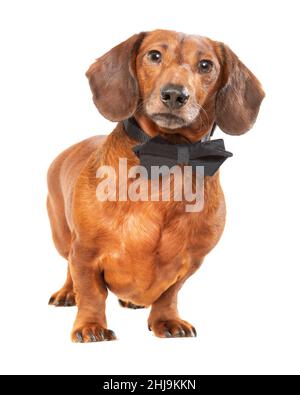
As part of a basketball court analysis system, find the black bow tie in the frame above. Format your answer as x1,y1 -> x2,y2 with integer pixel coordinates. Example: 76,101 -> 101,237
123,118 -> 232,177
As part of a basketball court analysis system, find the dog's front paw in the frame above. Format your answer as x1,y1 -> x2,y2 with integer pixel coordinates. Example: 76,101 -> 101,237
71,324 -> 117,343
149,319 -> 197,338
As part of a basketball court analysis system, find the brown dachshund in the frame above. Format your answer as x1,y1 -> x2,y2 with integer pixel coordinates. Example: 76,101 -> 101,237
47,29 -> 264,342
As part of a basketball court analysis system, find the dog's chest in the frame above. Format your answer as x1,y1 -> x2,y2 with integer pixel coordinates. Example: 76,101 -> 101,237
98,202 -> 199,305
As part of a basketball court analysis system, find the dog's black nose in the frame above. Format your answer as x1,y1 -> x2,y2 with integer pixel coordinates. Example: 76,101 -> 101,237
160,84 -> 189,109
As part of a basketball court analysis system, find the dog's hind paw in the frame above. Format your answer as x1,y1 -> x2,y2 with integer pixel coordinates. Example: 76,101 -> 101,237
48,288 -> 76,307
118,299 -> 145,309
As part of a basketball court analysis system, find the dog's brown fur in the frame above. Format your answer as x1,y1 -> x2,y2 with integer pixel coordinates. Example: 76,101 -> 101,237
47,30 -> 264,342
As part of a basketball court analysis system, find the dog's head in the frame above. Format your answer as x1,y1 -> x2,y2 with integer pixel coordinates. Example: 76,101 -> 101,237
86,30 -> 264,137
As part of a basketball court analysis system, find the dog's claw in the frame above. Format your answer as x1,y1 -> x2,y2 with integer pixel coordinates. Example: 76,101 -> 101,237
106,329 -> 117,341
75,331 -> 83,343
89,332 -> 97,342
48,297 -> 55,305
178,328 -> 185,337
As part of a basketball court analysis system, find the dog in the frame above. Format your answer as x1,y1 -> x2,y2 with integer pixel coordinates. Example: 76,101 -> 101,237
47,29 -> 264,342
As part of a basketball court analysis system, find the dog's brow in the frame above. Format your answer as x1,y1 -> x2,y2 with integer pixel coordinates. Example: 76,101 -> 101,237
197,50 -> 212,59
147,42 -> 168,50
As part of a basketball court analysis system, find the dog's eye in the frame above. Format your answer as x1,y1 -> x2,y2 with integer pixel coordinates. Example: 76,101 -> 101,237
198,59 -> 213,73
147,50 -> 162,63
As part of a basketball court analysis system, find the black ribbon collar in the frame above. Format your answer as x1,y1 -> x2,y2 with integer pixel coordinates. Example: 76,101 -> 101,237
123,118 -> 232,177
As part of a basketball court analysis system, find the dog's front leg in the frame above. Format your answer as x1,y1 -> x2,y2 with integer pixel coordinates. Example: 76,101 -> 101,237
69,243 -> 116,343
148,259 -> 203,338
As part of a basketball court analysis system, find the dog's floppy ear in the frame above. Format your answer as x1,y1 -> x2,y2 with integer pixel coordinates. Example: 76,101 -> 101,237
215,44 -> 265,135
86,33 -> 146,121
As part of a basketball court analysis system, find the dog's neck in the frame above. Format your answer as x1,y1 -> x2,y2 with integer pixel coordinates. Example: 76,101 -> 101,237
134,114 -> 214,144
122,117 -> 232,178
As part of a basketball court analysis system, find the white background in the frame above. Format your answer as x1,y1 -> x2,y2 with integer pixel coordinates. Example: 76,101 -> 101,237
0,0 -> 299,375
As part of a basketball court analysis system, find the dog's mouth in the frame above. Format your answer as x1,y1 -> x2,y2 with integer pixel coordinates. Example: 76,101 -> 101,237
150,113 -> 187,129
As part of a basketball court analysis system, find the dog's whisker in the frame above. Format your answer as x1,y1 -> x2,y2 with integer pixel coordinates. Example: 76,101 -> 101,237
131,97 -> 152,117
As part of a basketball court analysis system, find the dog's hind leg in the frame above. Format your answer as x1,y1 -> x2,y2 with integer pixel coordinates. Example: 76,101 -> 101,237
48,266 -> 76,307
47,192 -> 75,307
